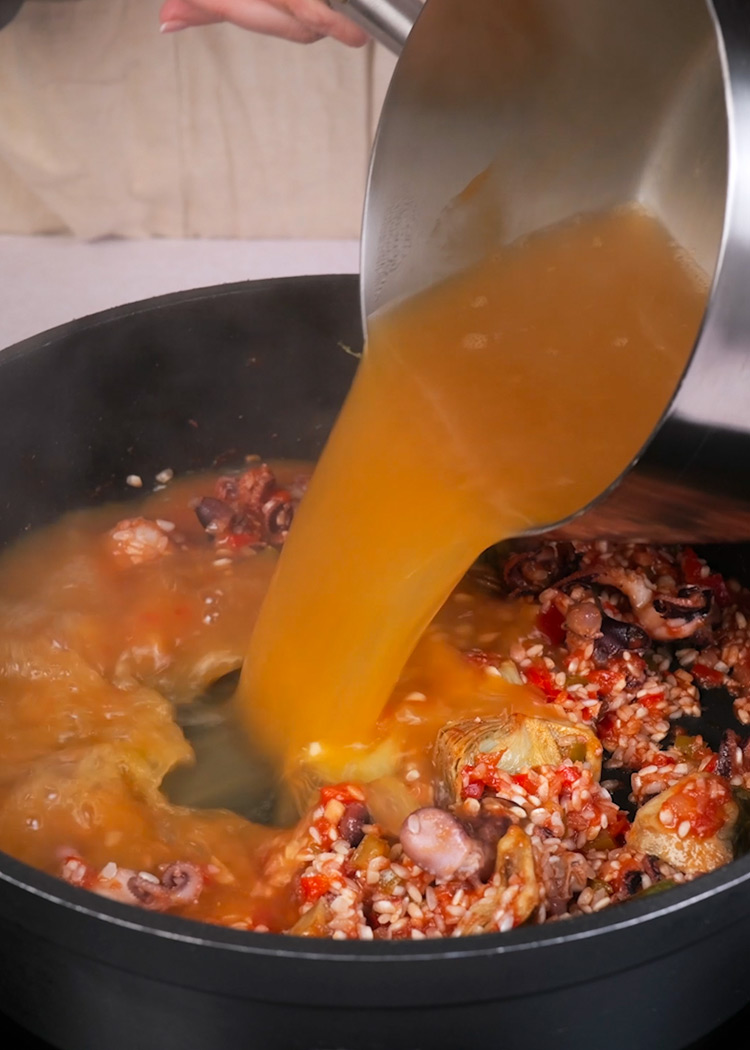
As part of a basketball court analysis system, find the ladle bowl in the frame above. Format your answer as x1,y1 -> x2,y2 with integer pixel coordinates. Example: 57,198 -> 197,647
336,0 -> 750,541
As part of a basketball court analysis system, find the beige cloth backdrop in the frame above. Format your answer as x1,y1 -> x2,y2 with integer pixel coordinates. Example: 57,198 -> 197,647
0,0 -> 395,238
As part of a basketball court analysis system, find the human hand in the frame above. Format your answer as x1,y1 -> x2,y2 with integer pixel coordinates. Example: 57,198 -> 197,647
159,0 -> 370,47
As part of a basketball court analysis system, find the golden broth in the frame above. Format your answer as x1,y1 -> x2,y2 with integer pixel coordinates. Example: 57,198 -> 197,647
241,207 -> 707,776
0,472 -> 552,929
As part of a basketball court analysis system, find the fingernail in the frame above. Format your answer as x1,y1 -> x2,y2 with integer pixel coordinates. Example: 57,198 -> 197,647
160,20 -> 189,33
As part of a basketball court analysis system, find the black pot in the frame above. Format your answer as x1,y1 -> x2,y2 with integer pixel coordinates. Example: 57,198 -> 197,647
0,0 -> 23,31
1,275 -> 749,1050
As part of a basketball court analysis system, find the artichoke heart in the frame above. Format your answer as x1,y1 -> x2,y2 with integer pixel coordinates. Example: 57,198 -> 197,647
627,772 -> 738,876
434,712 -> 602,805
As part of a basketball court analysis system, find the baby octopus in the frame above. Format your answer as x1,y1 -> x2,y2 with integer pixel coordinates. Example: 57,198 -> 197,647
501,542 -> 713,646
62,854 -> 204,912
194,463 -> 297,550
591,567 -> 712,642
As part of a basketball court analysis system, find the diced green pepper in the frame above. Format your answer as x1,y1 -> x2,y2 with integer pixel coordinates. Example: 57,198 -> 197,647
636,878 -> 676,899
589,877 -> 614,896
288,899 -> 330,937
590,831 -> 617,851
674,733 -> 697,755
350,834 -> 390,872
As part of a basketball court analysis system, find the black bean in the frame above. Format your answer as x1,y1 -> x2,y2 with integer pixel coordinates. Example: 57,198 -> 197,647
716,729 -> 740,779
338,802 -> 369,847
194,497 -> 235,536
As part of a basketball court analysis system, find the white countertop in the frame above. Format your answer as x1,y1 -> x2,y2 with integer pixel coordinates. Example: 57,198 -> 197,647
0,235 -> 360,349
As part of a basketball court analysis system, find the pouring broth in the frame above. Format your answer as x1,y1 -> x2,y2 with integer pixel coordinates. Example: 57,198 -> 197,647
242,206 -> 707,777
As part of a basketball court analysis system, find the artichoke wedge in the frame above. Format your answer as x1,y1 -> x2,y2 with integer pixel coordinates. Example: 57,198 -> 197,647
627,772 -> 738,876
456,826 -> 539,935
434,712 -> 602,805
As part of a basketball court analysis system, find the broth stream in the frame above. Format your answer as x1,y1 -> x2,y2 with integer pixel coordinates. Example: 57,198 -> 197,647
240,207 -> 708,780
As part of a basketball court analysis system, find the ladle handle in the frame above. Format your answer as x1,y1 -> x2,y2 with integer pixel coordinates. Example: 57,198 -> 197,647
328,0 -> 423,53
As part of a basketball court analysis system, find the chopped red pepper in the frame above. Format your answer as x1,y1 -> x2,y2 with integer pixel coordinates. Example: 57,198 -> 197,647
555,765 -> 583,792
512,772 -> 537,794
537,605 -> 566,646
462,761 -> 507,797
299,872 -> 332,903
681,547 -> 704,584
652,749 -> 680,766
220,532 -> 257,551
704,575 -> 731,607
596,711 -> 617,737
525,664 -> 566,703
608,813 -> 631,841
692,663 -> 725,688
589,668 -> 623,697
681,548 -> 732,607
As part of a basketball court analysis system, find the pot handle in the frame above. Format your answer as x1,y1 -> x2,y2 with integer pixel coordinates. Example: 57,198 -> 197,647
328,0 -> 424,53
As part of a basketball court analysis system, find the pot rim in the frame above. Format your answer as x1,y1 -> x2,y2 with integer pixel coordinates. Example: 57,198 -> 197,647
2,843 -> 750,963
0,273 -> 361,363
